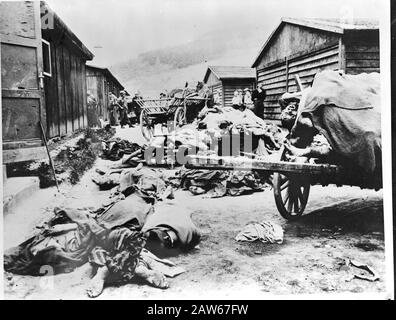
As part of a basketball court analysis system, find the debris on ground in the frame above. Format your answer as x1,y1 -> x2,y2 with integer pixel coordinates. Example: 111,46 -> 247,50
235,221 -> 284,244
6,127 -> 116,188
348,259 -> 380,282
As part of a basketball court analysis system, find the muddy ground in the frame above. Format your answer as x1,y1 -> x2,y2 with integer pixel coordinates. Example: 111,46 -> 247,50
3,127 -> 388,299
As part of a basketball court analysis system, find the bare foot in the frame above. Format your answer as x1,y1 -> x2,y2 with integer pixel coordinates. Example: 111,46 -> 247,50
86,266 -> 109,298
135,264 -> 169,289
146,271 -> 169,289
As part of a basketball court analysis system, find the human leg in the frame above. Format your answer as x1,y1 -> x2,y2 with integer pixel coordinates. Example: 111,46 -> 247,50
134,259 -> 169,289
86,265 -> 109,298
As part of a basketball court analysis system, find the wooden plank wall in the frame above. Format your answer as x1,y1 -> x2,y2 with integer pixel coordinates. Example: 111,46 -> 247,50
86,70 -> 120,122
222,79 -> 255,107
256,23 -> 340,70
45,41 -> 88,138
86,69 -> 101,120
257,44 -> 339,121
103,79 -> 109,121
208,83 -> 223,106
344,31 -> 380,75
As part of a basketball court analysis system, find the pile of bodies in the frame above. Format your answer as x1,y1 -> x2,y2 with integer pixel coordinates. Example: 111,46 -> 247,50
156,106 -> 286,165
5,164 -> 201,298
93,162 -> 269,199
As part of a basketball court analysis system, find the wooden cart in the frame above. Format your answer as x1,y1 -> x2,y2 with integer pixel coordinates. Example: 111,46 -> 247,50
185,151 -> 379,220
134,94 -> 210,141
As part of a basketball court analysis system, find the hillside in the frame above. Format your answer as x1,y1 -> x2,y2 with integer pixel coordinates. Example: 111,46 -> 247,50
110,24 -> 268,97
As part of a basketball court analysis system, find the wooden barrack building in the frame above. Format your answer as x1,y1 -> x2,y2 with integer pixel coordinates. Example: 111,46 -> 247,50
1,1 -> 94,164
86,65 -> 125,122
203,66 -> 256,108
251,18 -> 379,122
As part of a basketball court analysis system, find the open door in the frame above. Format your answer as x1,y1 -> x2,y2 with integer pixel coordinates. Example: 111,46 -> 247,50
1,1 -> 46,164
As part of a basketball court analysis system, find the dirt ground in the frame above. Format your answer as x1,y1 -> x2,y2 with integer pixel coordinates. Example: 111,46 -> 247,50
3,127 -> 388,299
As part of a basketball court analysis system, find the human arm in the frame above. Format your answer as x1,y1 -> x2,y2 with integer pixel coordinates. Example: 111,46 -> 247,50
284,139 -> 332,158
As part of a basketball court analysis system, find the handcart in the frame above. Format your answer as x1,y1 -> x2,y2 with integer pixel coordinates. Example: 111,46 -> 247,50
186,149 -> 381,220
134,93 -> 211,141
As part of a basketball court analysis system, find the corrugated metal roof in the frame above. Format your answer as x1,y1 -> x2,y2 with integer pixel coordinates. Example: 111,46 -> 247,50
252,17 -> 379,67
204,66 -> 256,82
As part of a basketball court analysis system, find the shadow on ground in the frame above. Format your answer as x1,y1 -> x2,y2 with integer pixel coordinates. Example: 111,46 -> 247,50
284,197 -> 384,238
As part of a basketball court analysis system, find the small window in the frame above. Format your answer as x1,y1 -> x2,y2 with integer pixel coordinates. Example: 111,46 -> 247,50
42,39 -> 52,77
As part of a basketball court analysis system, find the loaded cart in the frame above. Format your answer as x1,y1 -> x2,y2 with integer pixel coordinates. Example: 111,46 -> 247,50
134,93 -> 211,141
185,149 -> 381,220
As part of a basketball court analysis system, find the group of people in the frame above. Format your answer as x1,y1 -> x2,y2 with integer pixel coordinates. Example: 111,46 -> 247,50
108,91 -> 143,128
87,90 -> 143,129
231,83 -> 266,119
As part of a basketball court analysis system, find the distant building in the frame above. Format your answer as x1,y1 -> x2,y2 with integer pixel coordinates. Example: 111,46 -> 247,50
86,65 -> 126,123
203,66 -> 256,108
251,17 -> 379,122
1,1 -> 94,164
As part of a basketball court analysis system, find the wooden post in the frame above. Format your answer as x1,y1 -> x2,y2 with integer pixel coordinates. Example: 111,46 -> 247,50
221,81 -> 225,108
294,74 -> 304,92
39,121 -> 60,192
285,57 -> 289,92
338,37 -> 346,72
3,165 -> 7,184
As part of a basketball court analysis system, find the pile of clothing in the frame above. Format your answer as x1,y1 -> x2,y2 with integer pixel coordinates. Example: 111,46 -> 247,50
235,221 -> 284,244
180,168 -> 269,198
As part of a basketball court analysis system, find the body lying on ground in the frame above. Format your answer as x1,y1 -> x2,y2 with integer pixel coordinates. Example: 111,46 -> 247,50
4,167 -> 201,298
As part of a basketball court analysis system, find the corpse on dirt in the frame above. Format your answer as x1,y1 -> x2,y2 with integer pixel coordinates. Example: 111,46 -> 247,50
4,70 -> 382,298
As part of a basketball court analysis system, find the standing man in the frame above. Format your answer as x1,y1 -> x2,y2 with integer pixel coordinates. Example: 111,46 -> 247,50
118,90 -> 129,128
252,82 -> 266,119
131,91 -> 142,124
87,90 -> 100,128
108,92 -> 119,126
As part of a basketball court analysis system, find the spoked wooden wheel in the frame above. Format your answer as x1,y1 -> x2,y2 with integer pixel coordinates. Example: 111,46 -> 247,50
174,106 -> 186,128
140,109 -> 153,141
273,172 -> 310,220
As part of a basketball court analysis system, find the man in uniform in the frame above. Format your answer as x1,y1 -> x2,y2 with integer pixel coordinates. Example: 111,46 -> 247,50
251,82 -> 266,119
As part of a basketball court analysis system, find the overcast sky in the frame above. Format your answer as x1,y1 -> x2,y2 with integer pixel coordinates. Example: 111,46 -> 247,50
46,0 -> 386,67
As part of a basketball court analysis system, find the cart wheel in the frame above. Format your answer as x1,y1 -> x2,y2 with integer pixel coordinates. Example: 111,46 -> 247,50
174,107 -> 185,128
140,110 -> 153,141
273,172 -> 310,220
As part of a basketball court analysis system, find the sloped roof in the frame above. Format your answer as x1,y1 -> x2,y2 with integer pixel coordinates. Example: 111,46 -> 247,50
282,17 -> 379,33
252,17 -> 379,67
86,64 -> 125,92
41,2 -> 94,60
203,66 -> 256,83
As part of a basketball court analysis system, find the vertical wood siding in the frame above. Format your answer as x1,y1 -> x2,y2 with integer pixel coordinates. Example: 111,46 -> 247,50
208,83 -> 223,105
45,41 -> 89,138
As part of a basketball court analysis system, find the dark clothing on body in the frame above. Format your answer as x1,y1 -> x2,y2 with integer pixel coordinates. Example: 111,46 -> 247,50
251,88 -> 266,119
